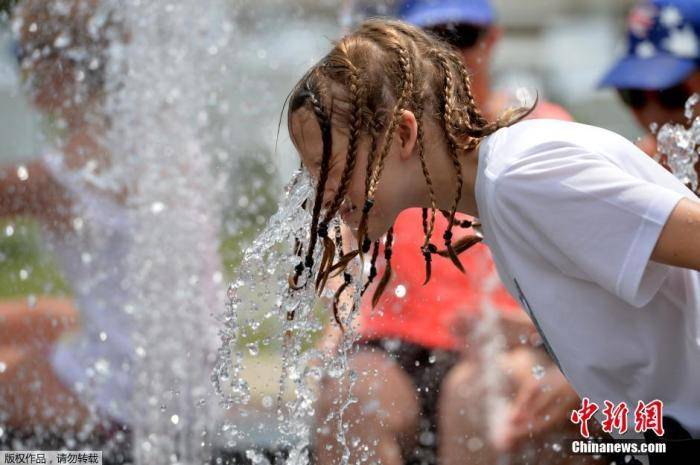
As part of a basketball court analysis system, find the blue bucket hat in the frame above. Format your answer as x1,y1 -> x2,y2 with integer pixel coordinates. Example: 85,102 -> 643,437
397,0 -> 495,28
600,0 -> 700,90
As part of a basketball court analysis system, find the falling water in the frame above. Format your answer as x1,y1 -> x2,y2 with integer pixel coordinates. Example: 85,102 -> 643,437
212,167 -> 367,465
100,1 -> 232,463
655,93 -> 700,194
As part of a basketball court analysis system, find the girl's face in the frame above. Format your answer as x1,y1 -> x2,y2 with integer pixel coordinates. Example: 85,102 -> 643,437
289,106 -> 413,241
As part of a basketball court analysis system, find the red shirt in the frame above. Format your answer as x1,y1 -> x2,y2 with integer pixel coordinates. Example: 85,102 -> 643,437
357,100 -> 573,350
358,209 -> 521,350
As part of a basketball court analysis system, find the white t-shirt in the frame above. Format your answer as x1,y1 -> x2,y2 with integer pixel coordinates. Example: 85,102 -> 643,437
475,119 -> 700,438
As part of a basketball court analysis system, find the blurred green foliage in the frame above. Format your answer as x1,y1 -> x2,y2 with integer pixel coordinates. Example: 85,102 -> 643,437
220,154 -> 279,272
0,218 -> 69,298
0,158 -> 327,354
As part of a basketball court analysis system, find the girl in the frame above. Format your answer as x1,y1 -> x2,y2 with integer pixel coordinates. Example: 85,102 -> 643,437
315,4 -> 593,464
286,17 -> 700,463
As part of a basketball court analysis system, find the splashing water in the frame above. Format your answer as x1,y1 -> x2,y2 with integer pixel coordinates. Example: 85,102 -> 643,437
6,0 -> 234,462
654,93 -> 700,350
213,168 -> 365,465
214,170 -> 319,464
656,93 -> 700,193
100,1 -> 232,463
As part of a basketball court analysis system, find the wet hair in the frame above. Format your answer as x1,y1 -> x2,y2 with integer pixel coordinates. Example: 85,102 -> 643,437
287,18 -> 532,316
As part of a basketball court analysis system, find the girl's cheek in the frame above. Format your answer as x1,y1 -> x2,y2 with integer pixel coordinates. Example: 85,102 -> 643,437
348,184 -> 364,207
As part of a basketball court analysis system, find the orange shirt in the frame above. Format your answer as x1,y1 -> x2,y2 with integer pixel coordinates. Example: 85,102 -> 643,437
357,99 -> 573,350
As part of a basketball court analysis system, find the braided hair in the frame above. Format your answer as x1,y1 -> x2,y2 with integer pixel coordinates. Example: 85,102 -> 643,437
286,18 -> 534,314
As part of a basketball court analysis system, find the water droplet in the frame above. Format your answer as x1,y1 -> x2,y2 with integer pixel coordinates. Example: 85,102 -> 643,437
552,442 -> 562,452
94,358 -> 110,375
151,201 -> 165,214
0,361 -> 6,373
28,22 -> 37,33
394,284 -> 407,298
26,294 -> 37,309
467,436 -> 484,451
99,331 -> 108,342
686,94 -> 699,120
419,431 -> 435,446
327,361 -> 344,379
428,355 -> 436,364
247,343 -> 259,356
261,396 -> 273,409
53,33 -> 71,48
532,364 -> 545,380
135,346 -> 146,358
81,252 -> 92,264
19,269 -> 29,281
171,414 -> 179,425
5,225 -> 14,237
16,165 -> 28,181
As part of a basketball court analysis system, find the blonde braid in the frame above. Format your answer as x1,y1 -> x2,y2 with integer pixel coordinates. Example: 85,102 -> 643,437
321,44 -> 365,225
357,35 -> 414,249
435,51 -> 466,272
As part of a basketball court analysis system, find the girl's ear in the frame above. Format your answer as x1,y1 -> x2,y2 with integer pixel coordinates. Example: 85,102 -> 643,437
397,110 -> 418,161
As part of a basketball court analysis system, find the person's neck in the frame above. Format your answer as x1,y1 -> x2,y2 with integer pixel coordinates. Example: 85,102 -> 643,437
457,144 -> 481,218
421,143 -> 481,219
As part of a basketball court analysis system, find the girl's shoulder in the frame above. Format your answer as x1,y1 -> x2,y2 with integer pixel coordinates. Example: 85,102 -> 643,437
483,119 -> 641,179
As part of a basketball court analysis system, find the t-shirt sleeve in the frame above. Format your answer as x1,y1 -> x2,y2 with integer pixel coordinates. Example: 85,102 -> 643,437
492,144 -> 685,308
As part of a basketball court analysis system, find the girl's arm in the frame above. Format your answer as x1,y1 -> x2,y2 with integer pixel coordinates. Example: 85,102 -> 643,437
0,161 -> 71,223
652,198 -> 700,271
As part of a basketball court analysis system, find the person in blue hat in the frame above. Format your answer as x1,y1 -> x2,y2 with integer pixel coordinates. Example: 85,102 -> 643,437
600,0 -> 700,155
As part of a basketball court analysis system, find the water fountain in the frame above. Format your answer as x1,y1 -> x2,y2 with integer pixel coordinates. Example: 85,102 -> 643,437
100,1 -> 234,463
655,94 -> 700,194
3,0 -> 341,463
3,0 -> 231,463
